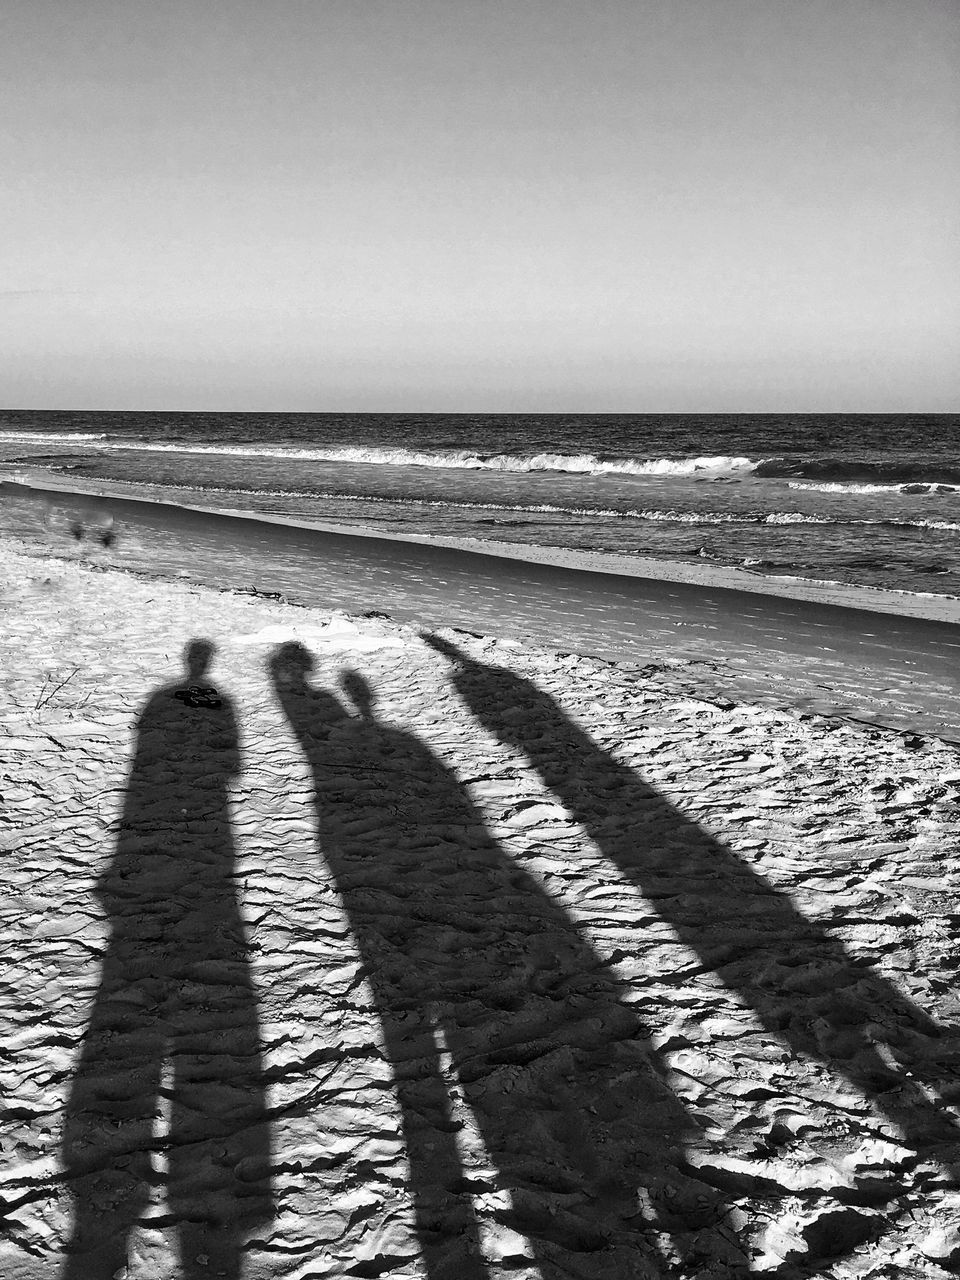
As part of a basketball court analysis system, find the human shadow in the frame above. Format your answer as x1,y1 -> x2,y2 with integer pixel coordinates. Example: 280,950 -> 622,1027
424,635 -> 960,1207
61,640 -> 272,1280
270,643 -> 755,1280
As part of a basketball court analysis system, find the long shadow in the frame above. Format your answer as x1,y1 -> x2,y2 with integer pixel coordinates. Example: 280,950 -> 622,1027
61,640 -> 272,1280
270,643 -> 756,1280
424,636 -> 960,1207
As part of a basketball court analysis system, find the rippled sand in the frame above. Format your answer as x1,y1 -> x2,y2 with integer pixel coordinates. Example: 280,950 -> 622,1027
3,539 -> 960,1278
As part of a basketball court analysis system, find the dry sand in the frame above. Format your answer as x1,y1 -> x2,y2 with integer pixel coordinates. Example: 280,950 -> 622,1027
3,539 -> 960,1279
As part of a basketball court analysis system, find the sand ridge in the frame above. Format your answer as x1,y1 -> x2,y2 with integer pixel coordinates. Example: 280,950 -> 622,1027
3,544 -> 960,1278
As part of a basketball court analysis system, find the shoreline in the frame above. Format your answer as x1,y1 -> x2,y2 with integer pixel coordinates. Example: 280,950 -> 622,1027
4,471 -> 960,624
5,476 -> 960,744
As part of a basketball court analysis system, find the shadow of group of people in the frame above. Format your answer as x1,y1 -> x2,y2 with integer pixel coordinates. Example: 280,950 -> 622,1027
61,636 -> 960,1279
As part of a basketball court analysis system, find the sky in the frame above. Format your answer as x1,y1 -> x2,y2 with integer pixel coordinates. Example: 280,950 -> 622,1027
1,0 -> 958,412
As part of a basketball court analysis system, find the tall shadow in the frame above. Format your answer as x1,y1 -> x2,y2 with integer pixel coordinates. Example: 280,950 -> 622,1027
270,644 -> 754,1280
61,640 -> 272,1280
424,636 -> 960,1201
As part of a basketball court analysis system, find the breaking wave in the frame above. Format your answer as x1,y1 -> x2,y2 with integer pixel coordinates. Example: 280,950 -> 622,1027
0,432 -> 759,477
5,432 -> 960,491
115,442 -> 760,477
0,430 -> 108,444
787,480 -> 958,496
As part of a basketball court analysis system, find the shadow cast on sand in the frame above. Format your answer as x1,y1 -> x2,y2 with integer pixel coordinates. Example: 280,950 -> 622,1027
61,640 -> 273,1280
423,635 -> 960,1213
60,628 -> 959,1278
271,642 -> 761,1279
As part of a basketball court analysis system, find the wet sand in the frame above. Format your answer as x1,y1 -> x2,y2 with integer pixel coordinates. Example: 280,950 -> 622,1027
4,478 -> 960,741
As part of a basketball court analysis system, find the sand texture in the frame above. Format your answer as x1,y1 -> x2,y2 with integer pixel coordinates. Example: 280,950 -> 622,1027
3,546 -> 960,1279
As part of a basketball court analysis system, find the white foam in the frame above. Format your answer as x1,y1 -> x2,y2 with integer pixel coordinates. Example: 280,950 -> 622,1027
787,480 -> 958,496
0,430 -> 106,444
0,432 -> 761,478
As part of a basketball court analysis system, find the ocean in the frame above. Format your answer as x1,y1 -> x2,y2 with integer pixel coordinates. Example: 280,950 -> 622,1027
1,410 -> 958,599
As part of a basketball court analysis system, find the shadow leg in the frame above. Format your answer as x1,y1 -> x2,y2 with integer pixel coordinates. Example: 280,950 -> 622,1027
383,1016 -> 488,1280
61,954 -> 163,1278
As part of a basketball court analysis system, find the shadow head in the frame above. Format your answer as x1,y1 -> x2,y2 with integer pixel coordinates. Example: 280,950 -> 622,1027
185,638 -> 215,681
340,669 -> 375,719
271,641 -> 314,687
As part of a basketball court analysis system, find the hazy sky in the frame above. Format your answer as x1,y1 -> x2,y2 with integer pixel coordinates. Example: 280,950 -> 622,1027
2,0 -> 958,411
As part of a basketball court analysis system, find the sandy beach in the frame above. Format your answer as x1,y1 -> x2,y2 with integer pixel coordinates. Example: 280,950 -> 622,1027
3,524 -> 960,1280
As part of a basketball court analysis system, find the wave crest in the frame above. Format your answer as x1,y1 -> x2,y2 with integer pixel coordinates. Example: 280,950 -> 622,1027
0,433 -> 759,477
130,443 -> 760,478
787,480 -> 958,495
0,430 -> 107,444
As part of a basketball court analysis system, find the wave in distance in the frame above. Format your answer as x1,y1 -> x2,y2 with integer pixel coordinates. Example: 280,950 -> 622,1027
0,434 -> 758,477
3,433 -> 960,490
0,431 -> 108,444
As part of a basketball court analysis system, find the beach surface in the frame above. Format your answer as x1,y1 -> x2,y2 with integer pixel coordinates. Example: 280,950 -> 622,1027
3,520 -> 960,1278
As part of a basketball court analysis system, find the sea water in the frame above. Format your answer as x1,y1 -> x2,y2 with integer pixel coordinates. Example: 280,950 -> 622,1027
0,410 -> 958,598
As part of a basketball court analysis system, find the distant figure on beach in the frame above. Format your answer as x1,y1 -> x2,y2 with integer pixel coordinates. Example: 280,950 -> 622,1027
270,642 -> 750,1280
61,640 -> 272,1280
425,634 -> 960,1209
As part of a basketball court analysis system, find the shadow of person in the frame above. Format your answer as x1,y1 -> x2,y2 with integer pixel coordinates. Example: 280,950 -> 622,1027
423,636 -> 960,1210
61,639 -> 272,1280
270,642 -> 759,1280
